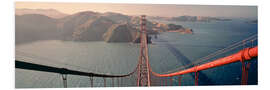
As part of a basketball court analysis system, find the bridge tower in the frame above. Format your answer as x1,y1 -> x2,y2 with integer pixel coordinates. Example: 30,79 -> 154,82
137,15 -> 151,86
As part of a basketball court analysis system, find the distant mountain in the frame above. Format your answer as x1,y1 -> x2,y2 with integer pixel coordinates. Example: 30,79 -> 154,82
15,14 -> 59,44
15,10 -> 193,44
15,8 -> 68,19
169,16 -> 232,22
149,15 -> 231,22
148,16 -> 170,20
246,20 -> 258,24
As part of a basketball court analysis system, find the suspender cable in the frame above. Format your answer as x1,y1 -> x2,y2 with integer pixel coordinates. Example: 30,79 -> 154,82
103,77 -> 106,87
178,75 -> 182,86
241,61 -> 251,85
170,77 -> 173,86
112,77 -> 114,87
117,78 -> 120,87
195,71 -> 199,86
89,76 -> 93,87
61,74 -> 67,88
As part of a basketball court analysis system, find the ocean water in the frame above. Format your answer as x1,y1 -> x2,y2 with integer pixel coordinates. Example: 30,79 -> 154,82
15,20 -> 258,88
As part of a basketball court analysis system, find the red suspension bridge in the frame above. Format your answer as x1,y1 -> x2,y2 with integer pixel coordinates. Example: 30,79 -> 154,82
15,15 -> 258,87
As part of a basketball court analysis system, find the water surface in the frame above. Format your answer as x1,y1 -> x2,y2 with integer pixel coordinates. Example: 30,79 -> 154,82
15,20 -> 258,88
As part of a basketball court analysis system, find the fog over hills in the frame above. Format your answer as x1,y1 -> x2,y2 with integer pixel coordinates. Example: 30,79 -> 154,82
16,8 -> 68,19
15,9 -> 193,44
15,14 -> 59,44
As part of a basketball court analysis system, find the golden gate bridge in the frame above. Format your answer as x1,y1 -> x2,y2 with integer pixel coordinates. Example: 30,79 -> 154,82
15,15 -> 258,87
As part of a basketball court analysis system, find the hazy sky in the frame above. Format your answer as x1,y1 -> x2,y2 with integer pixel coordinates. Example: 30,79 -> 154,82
15,2 -> 257,18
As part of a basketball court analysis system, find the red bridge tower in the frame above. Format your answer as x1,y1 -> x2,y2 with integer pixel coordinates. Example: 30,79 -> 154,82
137,15 -> 151,86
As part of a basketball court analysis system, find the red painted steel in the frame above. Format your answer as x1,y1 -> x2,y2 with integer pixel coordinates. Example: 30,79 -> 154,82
178,76 -> 182,86
137,15 -> 151,86
195,72 -> 199,85
241,62 -> 251,85
151,46 -> 258,77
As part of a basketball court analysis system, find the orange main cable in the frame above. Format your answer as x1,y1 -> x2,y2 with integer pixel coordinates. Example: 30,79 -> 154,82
150,46 -> 258,77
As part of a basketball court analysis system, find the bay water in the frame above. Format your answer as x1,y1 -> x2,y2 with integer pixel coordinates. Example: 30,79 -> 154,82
15,19 -> 258,88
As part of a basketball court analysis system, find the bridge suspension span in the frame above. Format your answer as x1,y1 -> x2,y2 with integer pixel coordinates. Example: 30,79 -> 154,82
15,15 -> 258,87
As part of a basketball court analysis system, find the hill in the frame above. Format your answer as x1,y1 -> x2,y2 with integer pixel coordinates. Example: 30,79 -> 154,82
57,11 -> 102,40
103,23 -> 137,42
72,16 -> 116,41
15,10 -> 193,44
